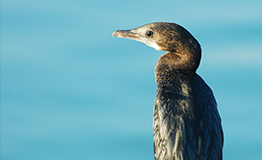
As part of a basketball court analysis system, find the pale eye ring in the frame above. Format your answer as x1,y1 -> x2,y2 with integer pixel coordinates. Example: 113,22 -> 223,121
146,30 -> 153,37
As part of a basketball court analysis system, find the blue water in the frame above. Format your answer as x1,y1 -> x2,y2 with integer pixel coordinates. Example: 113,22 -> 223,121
2,0 -> 262,159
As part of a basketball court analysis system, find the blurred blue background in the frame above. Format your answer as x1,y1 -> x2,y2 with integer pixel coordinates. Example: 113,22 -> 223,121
2,0 -> 262,159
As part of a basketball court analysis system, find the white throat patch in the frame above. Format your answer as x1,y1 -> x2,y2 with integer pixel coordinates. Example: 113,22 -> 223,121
147,42 -> 162,51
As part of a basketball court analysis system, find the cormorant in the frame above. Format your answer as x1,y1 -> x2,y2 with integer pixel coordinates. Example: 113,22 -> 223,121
113,22 -> 223,160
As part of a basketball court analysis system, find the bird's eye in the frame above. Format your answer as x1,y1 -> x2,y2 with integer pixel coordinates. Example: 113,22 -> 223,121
146,30 -> 153,37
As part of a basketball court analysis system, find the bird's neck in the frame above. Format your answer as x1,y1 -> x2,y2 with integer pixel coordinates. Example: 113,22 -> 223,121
155,51 -> 200,79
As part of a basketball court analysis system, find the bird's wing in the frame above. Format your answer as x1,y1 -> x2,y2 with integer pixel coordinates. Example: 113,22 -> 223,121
192,76 -> 224,160
153,85 -> 223,160
153,87 -> 196,160
199,99 -> 224,160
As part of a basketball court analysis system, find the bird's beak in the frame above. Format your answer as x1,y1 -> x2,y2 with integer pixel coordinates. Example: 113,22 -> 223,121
113,29 -> 162,51
112,29 -> 145,43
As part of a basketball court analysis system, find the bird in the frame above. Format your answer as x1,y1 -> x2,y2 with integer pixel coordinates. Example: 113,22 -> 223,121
113,22 -> 223,160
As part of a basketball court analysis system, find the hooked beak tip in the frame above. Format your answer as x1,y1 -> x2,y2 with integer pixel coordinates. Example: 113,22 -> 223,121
112,30 -> 132,38
112,31 -> 119,37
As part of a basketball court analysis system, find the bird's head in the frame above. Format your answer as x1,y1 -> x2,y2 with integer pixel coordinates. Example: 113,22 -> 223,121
113,22 -> 201,53
113,22 -> 202,73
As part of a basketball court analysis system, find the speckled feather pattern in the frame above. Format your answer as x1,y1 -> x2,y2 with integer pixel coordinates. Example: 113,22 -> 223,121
153,68 -> 223,160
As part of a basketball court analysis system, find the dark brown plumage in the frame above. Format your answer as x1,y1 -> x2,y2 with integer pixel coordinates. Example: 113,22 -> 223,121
113,22 -> 223,160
